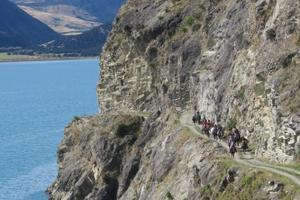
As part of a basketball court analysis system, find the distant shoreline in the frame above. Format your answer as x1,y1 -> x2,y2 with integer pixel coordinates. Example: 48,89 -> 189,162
0,55 -> 99,63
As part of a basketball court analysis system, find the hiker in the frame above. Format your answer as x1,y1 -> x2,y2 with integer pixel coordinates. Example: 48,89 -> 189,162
227,131 -> 234,147
202,116 -> 206,125
196,111 -> 201,124
192,114 -> 197,124
207,120 -> 212,128
228,131 -> 236,157
241,137 -> 249,153
209,126 -> 214,138
202,120 -> 210,137
227,132 -> 235,147
233,128 -> 241,146
211,124 -> 218,140
202,118 -> 206,126
217,125 -> 224,139
229,142 -> 237,158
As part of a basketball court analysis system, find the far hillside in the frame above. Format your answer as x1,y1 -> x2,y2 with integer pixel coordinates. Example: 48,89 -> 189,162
0,0 -> 123,60
1,25 -> 112,58
0,0 -> 59,47
36,25 -> 112,56
11,0 -> 124,35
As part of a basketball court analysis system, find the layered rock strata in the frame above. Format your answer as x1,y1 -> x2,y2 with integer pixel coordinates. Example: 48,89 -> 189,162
98,0 -> 300,162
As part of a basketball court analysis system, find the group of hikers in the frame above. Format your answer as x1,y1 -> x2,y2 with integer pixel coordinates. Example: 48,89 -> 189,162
192,111 -> 249,157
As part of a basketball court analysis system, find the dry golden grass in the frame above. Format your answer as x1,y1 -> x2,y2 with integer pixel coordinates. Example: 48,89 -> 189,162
19,5 -> 100,35
175,127 -> 194,149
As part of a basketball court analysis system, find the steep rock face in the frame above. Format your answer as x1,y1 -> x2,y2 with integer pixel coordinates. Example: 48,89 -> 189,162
98,0 -> 300,162
49,0 -> 300,199
49,112 -> 299,199
48,114 -> 146,199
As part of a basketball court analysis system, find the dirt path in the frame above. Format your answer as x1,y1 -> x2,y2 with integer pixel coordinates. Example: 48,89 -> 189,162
180,111 -> 300,187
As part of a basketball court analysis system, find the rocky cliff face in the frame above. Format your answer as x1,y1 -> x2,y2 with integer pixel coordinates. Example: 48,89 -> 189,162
49,0 -> 300,199
98,0 -> 300,163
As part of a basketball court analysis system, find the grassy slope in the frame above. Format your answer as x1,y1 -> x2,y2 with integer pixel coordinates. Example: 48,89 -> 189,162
202,157 -> 300,200
19,5 -> 100,35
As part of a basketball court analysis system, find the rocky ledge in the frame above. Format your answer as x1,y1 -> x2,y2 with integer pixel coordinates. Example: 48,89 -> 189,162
48,111 -> 300,199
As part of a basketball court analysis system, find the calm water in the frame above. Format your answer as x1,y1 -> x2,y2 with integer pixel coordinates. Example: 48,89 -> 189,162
0,59 -> 99,200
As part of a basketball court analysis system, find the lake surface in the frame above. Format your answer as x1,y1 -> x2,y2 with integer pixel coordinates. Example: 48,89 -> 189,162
0,59 -> 99,200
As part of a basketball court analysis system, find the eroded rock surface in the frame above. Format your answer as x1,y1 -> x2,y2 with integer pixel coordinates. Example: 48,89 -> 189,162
98,0 -> 300,163
48,112 -> 299,199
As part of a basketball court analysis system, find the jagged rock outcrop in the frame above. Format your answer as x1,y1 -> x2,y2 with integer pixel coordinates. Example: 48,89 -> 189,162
49,0 -> 300,199
98,0 -> 300,162
48,114 -> 146,199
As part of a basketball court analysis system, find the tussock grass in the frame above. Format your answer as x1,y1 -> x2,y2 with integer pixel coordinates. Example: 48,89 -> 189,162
175,127 -> 195,149
200,157 -> 300,200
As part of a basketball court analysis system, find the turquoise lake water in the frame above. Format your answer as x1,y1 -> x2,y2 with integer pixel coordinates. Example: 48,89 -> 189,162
0,59 -> 99,200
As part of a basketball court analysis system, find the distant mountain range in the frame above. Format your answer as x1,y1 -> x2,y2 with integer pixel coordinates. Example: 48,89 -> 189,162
14,0 -> 124,22
0,0 -> 59,47
17,4 -> 101,35
0,0 -> 124,57
10,0 -> 124,35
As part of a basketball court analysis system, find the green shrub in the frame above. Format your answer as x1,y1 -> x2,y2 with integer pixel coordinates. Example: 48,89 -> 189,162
74,116 -> 81,121
185,16 -> 195,26
180,27 -> 188,33
281,53 -> 296,68
261,6 -> 274,18
256,72 -> 266,82
166,191 -> 174,200
115,117 -> 143,137
200,185 -> 213,196
241,175 -> 253,185
227,118 -> 237,130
